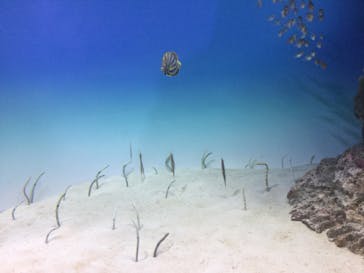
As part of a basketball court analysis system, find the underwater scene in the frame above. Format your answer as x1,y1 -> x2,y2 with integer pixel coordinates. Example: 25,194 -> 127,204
0,0 -> 364,272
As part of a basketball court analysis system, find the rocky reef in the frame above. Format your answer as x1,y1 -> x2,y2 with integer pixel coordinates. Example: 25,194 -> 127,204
354,76 -> 364,121
287,144 -> 364,256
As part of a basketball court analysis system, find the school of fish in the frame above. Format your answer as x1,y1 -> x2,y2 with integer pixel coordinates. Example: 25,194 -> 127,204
258,0 -> 327,70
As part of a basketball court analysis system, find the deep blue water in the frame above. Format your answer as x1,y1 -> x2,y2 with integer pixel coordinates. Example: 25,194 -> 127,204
0,0 -> 364,209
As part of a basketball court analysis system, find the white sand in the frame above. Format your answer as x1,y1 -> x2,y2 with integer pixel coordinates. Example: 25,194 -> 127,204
0,166 -> 363,273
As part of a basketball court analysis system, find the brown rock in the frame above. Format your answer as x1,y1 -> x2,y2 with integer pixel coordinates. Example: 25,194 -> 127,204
354,76 -> 364,121
287,144 -> 364,256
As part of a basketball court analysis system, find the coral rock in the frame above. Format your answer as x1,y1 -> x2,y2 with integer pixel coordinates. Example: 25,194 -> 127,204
354,76 -> 364,121
287,144 -> 364,256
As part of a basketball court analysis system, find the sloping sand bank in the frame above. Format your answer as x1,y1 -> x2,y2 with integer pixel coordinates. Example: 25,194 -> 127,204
1,166 -> 363,273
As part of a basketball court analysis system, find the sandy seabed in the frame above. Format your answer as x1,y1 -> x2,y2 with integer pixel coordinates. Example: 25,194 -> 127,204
0,166 -> 363,273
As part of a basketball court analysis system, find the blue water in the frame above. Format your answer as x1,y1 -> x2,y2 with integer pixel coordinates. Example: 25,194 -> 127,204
0,0 -> 363,209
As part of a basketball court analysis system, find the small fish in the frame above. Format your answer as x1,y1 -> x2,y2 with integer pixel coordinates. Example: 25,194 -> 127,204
296,38 -> 306,48
300,24 -> 308,36
316,41 -> 322,48
310,33 -> 316,41
295,51 -> 304,58
272,0 -> 278,3
274,19 -> 281,26
308,0 -> 314,11
319,34 -> 324,40
287,34 -> 297,44
319,60 -> 327,70
305,55 -> 313,61
257,0 -> 263,8
267,15 -> 276,22
161,51 -> 182,77
281,5 -> 289,17
288,0 -> 296,10
315,59 -> 326,69
300,1 -> 306,9
278,27 -> 288,37
310,51 -> 316,57
285,18 -> 296,28
318,9 -> 324,21
306,12 -> 314,22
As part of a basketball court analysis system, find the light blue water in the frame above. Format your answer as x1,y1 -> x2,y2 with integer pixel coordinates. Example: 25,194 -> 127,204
0,0 -> 363,210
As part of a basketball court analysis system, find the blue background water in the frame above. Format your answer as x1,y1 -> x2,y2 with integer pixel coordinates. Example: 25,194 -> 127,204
0,0 -> 363,209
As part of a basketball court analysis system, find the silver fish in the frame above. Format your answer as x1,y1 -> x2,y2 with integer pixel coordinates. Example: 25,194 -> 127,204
318,9 -> 324,21
316,41 -> 322,48
296,39 -> 305,48
305,55 -> 313,61
161,51 -> 182,77
306,12 -> 314,22
308,0 -> 314,11
281,6 -> 289,17
267,15 -> 276,22
257,0 -> 263,8
285,18 -> 296,28
287,34 -> 297,44
278,27 -> 289,37
295,51 -> 304,58
299,24 -> 308,36
288,0 -> 296,10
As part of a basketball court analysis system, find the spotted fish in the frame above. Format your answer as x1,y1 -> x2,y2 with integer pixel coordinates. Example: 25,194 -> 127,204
161,51 -> 182,77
